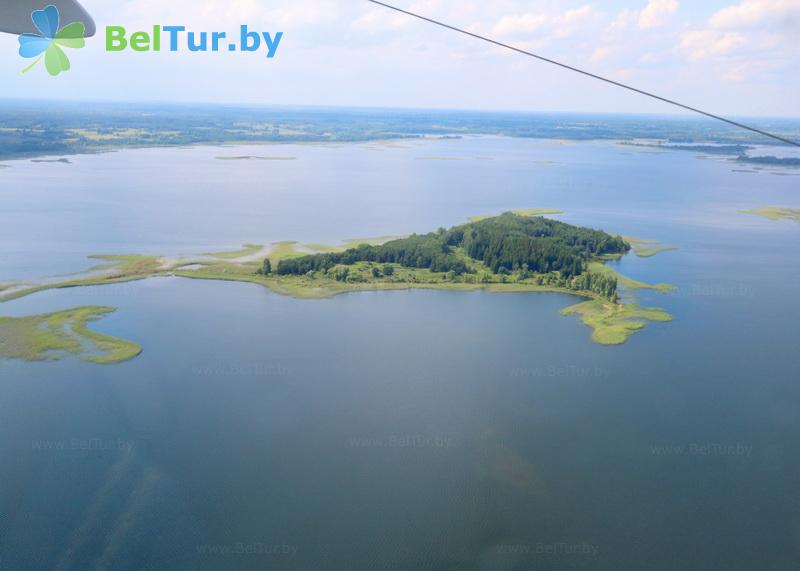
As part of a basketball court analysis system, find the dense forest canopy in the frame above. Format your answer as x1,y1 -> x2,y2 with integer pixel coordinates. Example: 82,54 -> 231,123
452,214 -> 628,275
274,213 -> 629,298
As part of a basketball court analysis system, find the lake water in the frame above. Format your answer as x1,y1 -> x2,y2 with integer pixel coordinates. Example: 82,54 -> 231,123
1,137 -> 799,569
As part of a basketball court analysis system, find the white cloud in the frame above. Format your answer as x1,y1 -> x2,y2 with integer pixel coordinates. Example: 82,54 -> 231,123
110,0 -> 338,28
605,0 -> 678,35
677,30 -> 747,61
590,46 -> 612,62
263,2 -> 339,27
710,0 -> 800,30
638,0 -> 679,29
610,68 -> 637,81
490,5 -> 596,41
596,2 -> 682,72
3,0 -> 794,116
674,0 -> 799,81
351,9 -> 409,33
605,9 -> 637,37
492,13 -> 548,38
554,5 -> 596,38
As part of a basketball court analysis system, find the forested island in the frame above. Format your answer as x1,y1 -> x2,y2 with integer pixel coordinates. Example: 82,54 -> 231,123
0,212 -> 674,362
271,213 -> 626,300
624,143 -> 754,154
619,142 -> 800,169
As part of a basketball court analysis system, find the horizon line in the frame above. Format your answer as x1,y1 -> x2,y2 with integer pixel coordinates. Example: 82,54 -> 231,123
0,97 -> 798,123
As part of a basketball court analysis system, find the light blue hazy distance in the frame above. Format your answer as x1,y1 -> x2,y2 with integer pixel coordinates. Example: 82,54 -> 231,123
0,0 -> 797,117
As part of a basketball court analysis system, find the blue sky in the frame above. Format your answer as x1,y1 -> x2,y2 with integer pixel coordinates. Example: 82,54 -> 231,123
1,0 -> 797,117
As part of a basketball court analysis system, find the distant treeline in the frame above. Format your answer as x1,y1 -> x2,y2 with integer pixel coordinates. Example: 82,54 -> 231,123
2,101 -> 799,161
275,214 -> 628,297
736,155 -> 800,167
667,144 -> 752,154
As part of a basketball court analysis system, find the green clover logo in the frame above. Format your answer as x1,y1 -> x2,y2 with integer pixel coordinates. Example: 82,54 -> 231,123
18,5 -> 85,76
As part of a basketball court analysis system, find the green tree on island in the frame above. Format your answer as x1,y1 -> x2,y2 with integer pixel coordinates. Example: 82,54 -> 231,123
270,213 -> 629,300
258,259 -> 272,275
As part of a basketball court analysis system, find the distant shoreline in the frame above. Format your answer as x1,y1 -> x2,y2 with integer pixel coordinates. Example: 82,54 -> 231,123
2,104 -> 798,163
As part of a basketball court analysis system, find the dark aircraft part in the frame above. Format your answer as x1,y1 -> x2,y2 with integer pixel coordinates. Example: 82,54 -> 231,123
0,0 -> 95,36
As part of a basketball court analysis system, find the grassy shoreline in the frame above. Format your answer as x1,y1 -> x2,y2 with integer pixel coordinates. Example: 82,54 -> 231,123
0,306 -> 141,364
1,252 -> 673,355
1,212 -> 676,362
622,236 -> 678,258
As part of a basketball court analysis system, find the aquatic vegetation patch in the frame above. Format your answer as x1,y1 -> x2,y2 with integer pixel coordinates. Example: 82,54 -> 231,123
303,236 -> 405,253
0,254 -> 166,303
739,207 -> 800,223
0,306 -> 141,364
468,209 -> 563,223
622,236 -> 678,258
588,262 -> 674,293
205,244 -> 265,259
561,300 -> 671,345
88,254 -> 162,274
556,263 -> 675,343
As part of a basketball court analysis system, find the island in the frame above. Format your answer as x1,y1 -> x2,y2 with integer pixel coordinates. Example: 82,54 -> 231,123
0,212 -> 674,363
739,206 -> 800,223
736,155 -> 800,168
468,209 -> 563,223
0,307 -> 141,364
272,213 -> 623,294
215,156 -> 297,161
622,236 -> 678,258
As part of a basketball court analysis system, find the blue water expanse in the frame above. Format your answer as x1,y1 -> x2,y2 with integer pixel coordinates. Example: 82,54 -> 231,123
1,137 -> 800,569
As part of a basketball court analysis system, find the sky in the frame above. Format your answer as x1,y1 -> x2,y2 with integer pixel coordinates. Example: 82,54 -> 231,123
0,0 -> 798,117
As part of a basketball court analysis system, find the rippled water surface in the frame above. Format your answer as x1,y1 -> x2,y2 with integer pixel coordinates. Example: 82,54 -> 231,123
1,138 -> 799,569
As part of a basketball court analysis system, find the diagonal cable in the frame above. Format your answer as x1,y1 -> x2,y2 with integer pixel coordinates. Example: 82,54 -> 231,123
365,0 -> 800,147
